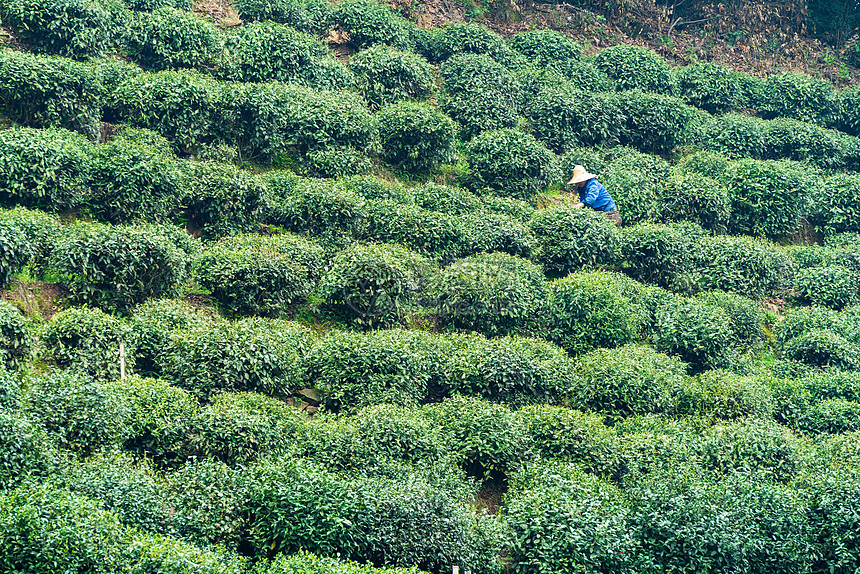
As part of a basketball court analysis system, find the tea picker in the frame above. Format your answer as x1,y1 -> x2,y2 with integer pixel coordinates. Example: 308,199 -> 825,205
567,165 -> 622,227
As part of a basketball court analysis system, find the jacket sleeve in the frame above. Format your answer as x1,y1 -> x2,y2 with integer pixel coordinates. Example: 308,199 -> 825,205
582,180 -> 599,207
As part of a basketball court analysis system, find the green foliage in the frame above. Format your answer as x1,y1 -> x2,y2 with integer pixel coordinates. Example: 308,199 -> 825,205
0,206 -> 63,274
363,199 -> 465,260
458,210 -> 535,258
163,318 -> 310,400
508,29 -> 583,76
803,468 -> 860,574
319,242 -> 430,328
694,290 -> 764,344
233,0 -> 333,35
182,161 -> 267,240
676,61 -> 745,113
619,222 -> 703,291
763,117 -> 854,169
529,206 -> 620,274
544,270 -> 641,355
349,45 -> 436,109
128,7 -> 225,70
810,173 -> 860,236
0,410 -> 58,489
759,72 -> 835,124
445,335 -> 573,407
654,296 -> 736,372
257,550 -> 425,574
657,171 -> 730,232
219,22 -> 351,89
424,22 -> 515,64
0,301 -> 29,371
599,147 -> 671,225
52,223 -> 189,313
691,234 -> 795,298
836,84 -> 860,137
675,149 -> 730,180
526,84 -> 619,152
465,128 -> 560,199
126,530 -> 245,574
795,265 -> 859,309
696,112 -> 767,160
25,370 -> 130,456
0,127 -> 91,211
612,91 -> 694,154
782,329 -> 860,370
593,44 -> 677,94
332,0 -> 416,50
110,70 -> 223,152
194,233 -> 323,316
429,252 -> 546,337
0,50 -> 104,138
377,101 -> 457,171
128,299 -> 205,377
676,370 -> 774,421
41,306 -> 133,379
0,219 -> 29,288
439,54 -> 520,139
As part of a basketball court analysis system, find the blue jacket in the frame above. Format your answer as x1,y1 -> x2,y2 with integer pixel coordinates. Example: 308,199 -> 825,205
579,178 -> 616,212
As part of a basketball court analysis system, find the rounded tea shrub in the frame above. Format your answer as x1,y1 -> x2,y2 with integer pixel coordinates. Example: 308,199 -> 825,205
525,84 -> 620,152
675,149 -> 730,180
41,306 -> 133,379
508,29 -> 583,76
657,171 -> 730,232
349,44 -> 436,109
759,72 -> 835,124
676,61 -> 744,113
653,296 -> 736,373
331,0 -> 416,50
692,234 -> 795,298
182,161 -> 267,240
809,173 -> 860,236
128,7 -> 225,70
128,299 -> 207,378
676,369 -> 774,421
619,222 -> 703,291
795,265 -> 859,310
543,270 -> 641,355
319,242 -> 430,328
233,0 -> 333,35
0,301 -> 29,371
781,329 -> 860,370
694,290 -> 764,345
428,252 -> 546,337
465,128 -> 560,199
593,44 -> 677,94
612,91 -> 694,154
0,206 -> 61,278
695,113 -> 768,159
528,206 -> 620,275
599,147 -> 671,225
458,210 -> 536,258
423,21 -> 514,64
362,199 -> 465,261
377,101 -> 457,171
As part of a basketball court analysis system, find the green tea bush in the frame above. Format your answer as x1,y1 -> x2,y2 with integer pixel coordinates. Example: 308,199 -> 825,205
0,51 -> 103,138
676,370 -> 774,421
508,29 -> 583,76
219,22 -> 349,89
599,148 -> 671,225
194,234 -> 322,316
268,176 -> 367,243
301,146 -> 374,178
529,206 -> 620,274
0,367 -> 19,410
775,306 -> 860,349
424,22 -> 515,64
795,265 -> 859,309
809,173 -> 860,236
656,171 -> 730,232
126,530 -> 245,574
349,45 -> 436,109
26,370 -> 130,456
124,0 -> 193,9
836,84 -> 860,137
332,0 -> 415,50
0,219 -> 27,291
409,182 -> 476,214
128,299 -> 205,377
691,233 -> 795,298
0,301 -> 29,371
363,199 -> 465,260
0,127 -> 91,211
0,0 -> 123,59
182,161 -> 267,240
654,296 -> 736,372
557,146 -> 607,180
569,344 -> 688,422
619,222 -> 703,291
258,550 -> 425,574
303,329 -> 444,412
803,469 -> 860,573
782,329 -> 860,370
675,149 -> 730,180
763,117 -> 852,169
759,72 -> 835,124
676,61 -> 745,113
696,113 -> 768,159
190,391 -> 303,466
694,290 -> 764,344
52,223 -> 189,313
439,54 -> 520,139
543,270 -> 641,355
612,91 -> 694,154
377,102 -> 457,171
128,7 -> 225,70
593,44 -> 677,94
163,318 -> 310,400
41,306 -> 133,379
107,375 -> 198,461
526,84 -> 620,151
465,128 -> 560,199
319,242 -> 430,328
458,210 -> 536,258
505,462 -> 635,574
109,70 -> 223,152
87,139 -> 184,224
445,335 -> 573,407
0,207 -> 63,274
233,0 -> 333,35
428,252 -> 546,337
0,410 -> 58,489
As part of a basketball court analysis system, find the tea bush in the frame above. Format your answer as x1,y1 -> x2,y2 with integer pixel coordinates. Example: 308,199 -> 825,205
363,200 -> 465,260
259,550 -> 426,574
656,171 -> 730,232
423,22 -> 514,64
128,7 -> 225,70
445,335 -> 574,407
458,210 -> 535,258
836,84 -> 860,137
0,127 -> 91,211
0,410 -> 58,489
268,176 -> 367,243
0,220 -> 28,289
612,91 -> 694,154
691,233 -> 795,298
593,44 -> 677,94
332,0 -> 415,50
182,161 -> 267,239
439,54 -> 520,139
377,102 -> 457,171
164,318 -> 310,400
676,61 -> 744,113
529,206 -> 620,274
41,306 -> 133,379
465,129 -> 560,199
52,223 -> 189,313
809,173 -> 860,236
319,242 -> 430,328
349,45 -> 436,109
428,252 -> 546,337
620,222 -> 702,291
233,0 -> 332,35
803,469 -> 860,573
526,84 -> 620,151
694,290 -> 764,344
128,299 -> 206,378
781,329 -> 860,370
219,22 -> 349,89
109,70 -> 223,152
544,270 -> 641,355
507,29 -> 583,76
87,139 -> 184,224
795,265 -> 859,310
676,370 -> 774,421
654,296 -> 736,372
675,149 -> 730,180
759,72 -> 835,124
763,117 -> 852,170
194,234 -> 322,316
0,51 -> 103,138
776,306 -> 860,349
25,370 -> 130,456
599,148 -> 671,225
0,207 -> 61,277
696,113 -> 768,159
0,301 -> 29,371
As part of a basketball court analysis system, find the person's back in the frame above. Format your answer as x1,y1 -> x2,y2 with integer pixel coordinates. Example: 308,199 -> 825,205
568,165 -> 622,227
